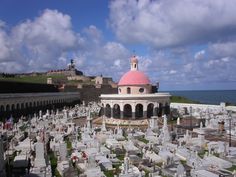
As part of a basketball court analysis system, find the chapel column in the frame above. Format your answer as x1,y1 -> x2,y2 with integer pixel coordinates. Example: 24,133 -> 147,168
111,103 -> 114,118
153,102 -> 159,116
103,104 -> 106,117
120,103 -> 124,119
131,104 -> 135,119
143,102 -> 147,118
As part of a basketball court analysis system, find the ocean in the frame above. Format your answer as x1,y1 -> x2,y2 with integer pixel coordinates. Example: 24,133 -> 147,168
165,90 -> 236,105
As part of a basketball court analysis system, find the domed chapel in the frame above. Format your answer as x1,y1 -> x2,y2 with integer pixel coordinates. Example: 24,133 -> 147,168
100,56 -> 171,121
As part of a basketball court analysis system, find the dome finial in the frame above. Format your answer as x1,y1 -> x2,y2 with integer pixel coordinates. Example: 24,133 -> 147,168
130,55 -> 138,71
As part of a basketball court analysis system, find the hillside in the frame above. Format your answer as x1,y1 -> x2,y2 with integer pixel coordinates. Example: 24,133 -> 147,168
0,74 -> 67,84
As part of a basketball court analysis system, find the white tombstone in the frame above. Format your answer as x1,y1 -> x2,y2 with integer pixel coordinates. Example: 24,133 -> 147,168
176,163 -> 185,177
34,142 -> 46,167
59,143 -> 67,161
46,109 -> 50,116
161,114 -> 171,144
150,116 -> 158,130
123,153 -> 130,174
101,116 -> 106,132
177,117 -> 180,125
39,110 -> 42,118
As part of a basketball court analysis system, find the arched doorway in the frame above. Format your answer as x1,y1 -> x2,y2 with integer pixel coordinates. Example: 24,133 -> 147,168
124,104 -> 132,118
135,104 -> 143,118
147,103 -> 154,118
0,105 -> 4,112
105,104 -> 111,118
158,103 -> 163,117
164,103 -> 170,115
113,104 -> 120,118
6,104 -> 10,112
21,103 -> 24,109
99,104 -> 104,117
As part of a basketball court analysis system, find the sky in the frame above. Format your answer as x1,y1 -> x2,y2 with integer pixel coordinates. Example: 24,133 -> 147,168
0,0 -> 236,91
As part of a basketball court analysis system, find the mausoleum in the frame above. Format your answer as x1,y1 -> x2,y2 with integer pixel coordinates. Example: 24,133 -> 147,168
100,56 -> 171,120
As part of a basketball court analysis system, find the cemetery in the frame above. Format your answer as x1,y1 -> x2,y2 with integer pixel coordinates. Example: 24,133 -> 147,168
0,100 -> 236,177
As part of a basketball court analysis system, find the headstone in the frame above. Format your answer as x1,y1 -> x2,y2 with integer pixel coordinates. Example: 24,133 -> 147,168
177,117 -> 180,125
39,110 -> 42,118
123,153 -> 130,174
101,116 -> 106,132
176,162 -> 185,176
46,109 -> 50,116
34,142 -> 46,167
161,114 -> 170,144
150,116 -> 158,130
59,143 -> 67,161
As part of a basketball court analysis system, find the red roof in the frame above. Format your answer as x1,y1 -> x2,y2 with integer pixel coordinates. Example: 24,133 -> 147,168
118,70 -> 150,86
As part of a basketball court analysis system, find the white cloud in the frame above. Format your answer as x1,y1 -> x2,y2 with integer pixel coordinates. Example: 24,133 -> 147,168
0,9 -> 80,72
0,26 -> 11,61
109,0 -> 236,48
194,50 -> 205,60
1,7 -> 236,89
169,70 -> 177,74
209,41 -> 236,58
0,9 -> 131,77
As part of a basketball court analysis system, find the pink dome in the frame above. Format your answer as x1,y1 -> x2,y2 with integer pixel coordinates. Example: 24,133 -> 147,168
118,70 -> 150,86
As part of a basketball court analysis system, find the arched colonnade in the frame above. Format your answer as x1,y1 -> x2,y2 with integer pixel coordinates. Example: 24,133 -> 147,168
101,101 -> 170,119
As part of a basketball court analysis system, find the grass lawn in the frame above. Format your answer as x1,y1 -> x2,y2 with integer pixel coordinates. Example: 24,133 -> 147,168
65,137 -> 72,155
104,170 -> 114,177
0,74 -> 67,84
170,96 -> 199,103
138,137 -> 149,144
227,165 -> 236,172
48,151 -> 62,177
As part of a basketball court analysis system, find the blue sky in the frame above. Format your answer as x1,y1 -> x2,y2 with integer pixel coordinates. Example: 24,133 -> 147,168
0,0 -> 236,91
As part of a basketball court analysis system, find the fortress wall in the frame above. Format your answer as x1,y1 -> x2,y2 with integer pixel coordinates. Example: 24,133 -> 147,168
0,81 -> 59,93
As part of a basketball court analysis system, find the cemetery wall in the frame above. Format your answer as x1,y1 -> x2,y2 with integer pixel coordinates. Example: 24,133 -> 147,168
78,84 -> 117,103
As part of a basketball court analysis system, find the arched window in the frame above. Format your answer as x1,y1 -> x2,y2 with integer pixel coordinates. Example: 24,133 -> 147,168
127,87 -> 131,94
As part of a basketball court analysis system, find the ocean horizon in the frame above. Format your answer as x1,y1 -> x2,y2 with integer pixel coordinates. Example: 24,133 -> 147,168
161,90 -> 236,105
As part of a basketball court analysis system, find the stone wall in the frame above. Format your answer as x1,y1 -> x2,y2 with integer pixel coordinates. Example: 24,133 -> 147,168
79,85 -> 117,103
